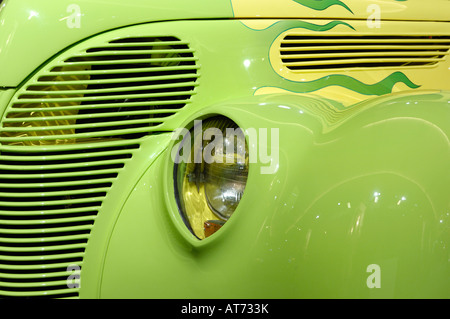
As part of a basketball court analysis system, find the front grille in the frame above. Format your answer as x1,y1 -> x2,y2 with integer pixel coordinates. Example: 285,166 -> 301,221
0,36 -> 199,146
0,35 -> 199,297
280,35 -> 450,71
0,142 -> 140,298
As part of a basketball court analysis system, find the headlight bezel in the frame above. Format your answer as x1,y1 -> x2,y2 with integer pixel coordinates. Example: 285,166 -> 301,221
169,114 -> 250,241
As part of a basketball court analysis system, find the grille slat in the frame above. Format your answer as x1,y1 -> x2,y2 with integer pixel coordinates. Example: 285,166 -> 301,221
0,127 -> 160,143
10,101 -> 191,112
0,242 -> 88,253
2,118 -> 168,132
0,225 -> 93,235
0,220 -> 94,232
0,280 -> 71,288
59,57 -> 198,66
44,65 -> 200,77
279,44 -> 450,51
0,178 -> 115,189
4,110 -> 179,122
0,261 -> 83,270
279,35 -> 450,71
0,188 -> 109,198
283,57 -> 443,68
0,270 -> 75,279
14,90 -> 197,104
71,48 -> 195,57
21,81 -> 199,96
0,196 -> 105,208
0,159 -> 126,171
0,254 -> 85,265
0,234 -> 90,244
36,73 -> 199,86
0,288 -> 79,298
281,51 -> 449,60
91,40 -> 190,47
0,171 -> 118,183
0,146 -> 136,160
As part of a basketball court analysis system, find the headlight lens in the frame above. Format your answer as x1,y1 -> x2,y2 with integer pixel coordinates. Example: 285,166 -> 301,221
174,116 -> 248,239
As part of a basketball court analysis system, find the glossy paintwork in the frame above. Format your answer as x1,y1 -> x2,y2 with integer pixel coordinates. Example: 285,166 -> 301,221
265,19 -> 450,106
2,0 -> 450,87
0,89 -> 14,118
0,0 -> 448,299
231,0 -> 450,21
80,134 -> 172,298
99,91 -> 449,298
4,18 -> 444,122
0,0 -> 232,87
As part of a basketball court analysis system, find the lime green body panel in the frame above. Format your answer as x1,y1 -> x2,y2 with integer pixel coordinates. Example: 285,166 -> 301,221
0,0 -> 233,87
0,89 -> 14,118
0,0 -> 448,299
99,92 -> 449,298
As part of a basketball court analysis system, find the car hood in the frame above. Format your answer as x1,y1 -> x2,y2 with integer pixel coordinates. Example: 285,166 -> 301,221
231,0 -> 450,22
0,0 -> 448,87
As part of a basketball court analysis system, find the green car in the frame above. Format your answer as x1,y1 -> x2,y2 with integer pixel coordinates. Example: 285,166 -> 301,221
0,0 -> 448,299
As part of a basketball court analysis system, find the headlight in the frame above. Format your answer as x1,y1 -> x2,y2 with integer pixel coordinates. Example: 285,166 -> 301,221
174,116 -> 248,239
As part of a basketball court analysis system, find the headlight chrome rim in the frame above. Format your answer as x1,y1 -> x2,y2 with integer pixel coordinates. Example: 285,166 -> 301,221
173,115 -> 249,239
